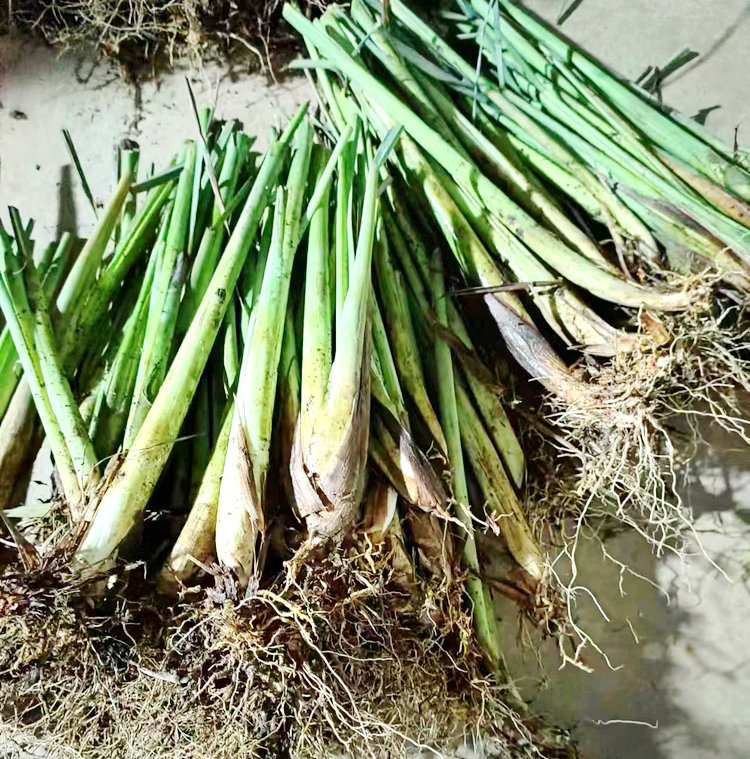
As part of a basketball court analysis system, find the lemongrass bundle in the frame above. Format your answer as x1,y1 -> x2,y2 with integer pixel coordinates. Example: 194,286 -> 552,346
76,106 -> 309,568
291,129 -> 383,541
1,102 -> 575,759
283,0 -> 750,559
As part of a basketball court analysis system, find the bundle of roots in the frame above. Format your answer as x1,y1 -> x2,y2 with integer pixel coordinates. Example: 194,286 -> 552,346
0,530 -> 573,759
536,297 -> 750,547
3,0 -> 317,68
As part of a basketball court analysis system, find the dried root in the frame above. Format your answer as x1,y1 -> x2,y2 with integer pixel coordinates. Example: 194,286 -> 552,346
528,289 -> 749,545
0,532 -> 575,759
3,0 -> 322,70
507,288 -> 750,666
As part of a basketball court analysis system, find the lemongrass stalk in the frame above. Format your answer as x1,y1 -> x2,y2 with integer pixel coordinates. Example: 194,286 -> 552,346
370,283 -> 447,513
548,55 -> 690,185
216,121 -> 313,583
222,298 -> 240,395
369,420 -> 409,495
386,202 -> 526,502
384,145 -> 570,359
0,233 -> 73,421
0,229 -> 75,509
124,142 -> 197,446
417,70 -> 621,270
189,381 -> 212,503
334,127 -> 358,329
455,378 -> 543,580
120,224 -> 169,439
84,371 -> 106,438
292,132 -> 398,540
228,122 -> 355,522
0,383 -> 42,511
215,189 -> 289,583
131,166 -> 184,194
417,66 -> 632,271
278,302 -> 302,510
77,270 -> 147,398
498,91 -> 750,275
190,116 -> 240,246
429,246 -> 504,670
56,171 -> 133,328
368,404 -> 445,529
76,104 -> 308,568
159,401 -> 233,591
116,141 -> 140,244
472,89 -> 660,264
381,206 -> 430,310
435,10 -> 678,267
372,309 -> 443,502
187,109 -> 213,259
0,330 -> 20,421
0,235 -> 84,508
449,309 -> 525,489
300,128 -> 355,237
322,141 -> 389,456
371,296 -> 406,422
238,207 -> 274,340
28,265 -> 100,505
393,92 -> 690,311
299,147 -> 333,451
372,313 -> 405,402
373,407 -> 447,513
158,304 -> 241,591
4,212 -> 99,493
655,151 -> 750,228
39,232 -> 75,302
374,231 -> 447,453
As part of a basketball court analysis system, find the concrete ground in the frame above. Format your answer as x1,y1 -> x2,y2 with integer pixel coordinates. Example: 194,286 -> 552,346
1,2 -> 750,758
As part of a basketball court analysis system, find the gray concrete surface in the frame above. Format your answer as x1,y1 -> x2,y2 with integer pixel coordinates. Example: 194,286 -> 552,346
1,2 -> 750,758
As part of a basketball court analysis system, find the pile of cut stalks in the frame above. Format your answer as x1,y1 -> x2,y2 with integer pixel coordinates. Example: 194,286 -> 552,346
2,1 -> 750,757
